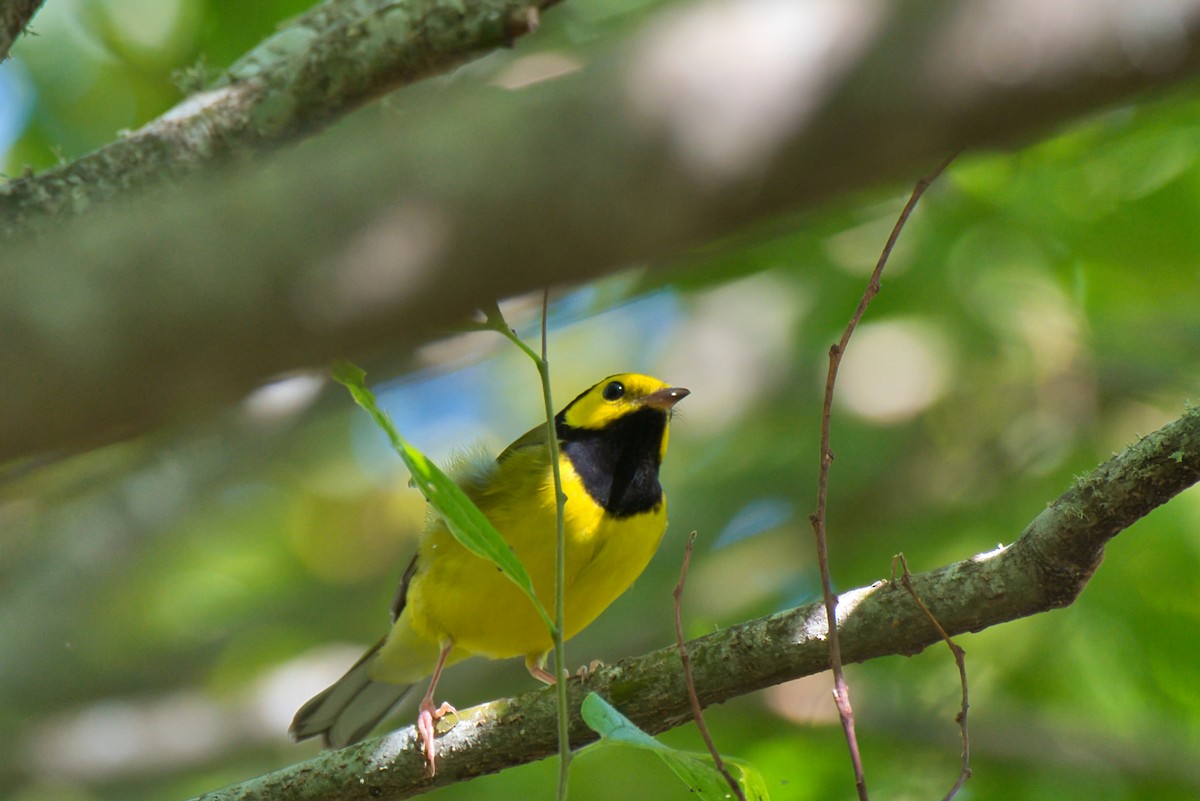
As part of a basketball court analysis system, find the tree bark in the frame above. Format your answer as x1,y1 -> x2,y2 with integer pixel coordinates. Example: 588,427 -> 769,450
190,405 -> 1200,800
0,0 -> 44,62
0,0 -> 557,240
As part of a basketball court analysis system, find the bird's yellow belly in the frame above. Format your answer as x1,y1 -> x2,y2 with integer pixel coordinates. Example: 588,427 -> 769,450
407,459 -> 667,660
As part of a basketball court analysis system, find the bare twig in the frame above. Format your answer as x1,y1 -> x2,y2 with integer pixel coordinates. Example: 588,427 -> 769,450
892,553 -> 972,801
673,531 -> 746,801
807,152 -> 955,801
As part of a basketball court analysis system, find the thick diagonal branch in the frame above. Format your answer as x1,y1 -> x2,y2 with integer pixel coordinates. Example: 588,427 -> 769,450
191,408 -> 1200,800
6,0 -> 1200,465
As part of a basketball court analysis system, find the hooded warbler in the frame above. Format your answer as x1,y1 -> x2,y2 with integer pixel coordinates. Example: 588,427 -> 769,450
290,373 -> 688,771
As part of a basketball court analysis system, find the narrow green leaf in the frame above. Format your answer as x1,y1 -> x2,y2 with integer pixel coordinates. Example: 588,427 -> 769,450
580,692 -> 667,751
331,360 -> 554,633
580,693 -> 770,801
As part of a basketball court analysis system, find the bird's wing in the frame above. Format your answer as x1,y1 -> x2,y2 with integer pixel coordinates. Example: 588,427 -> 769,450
497,422 -> 551,462
389,553 -> 420,623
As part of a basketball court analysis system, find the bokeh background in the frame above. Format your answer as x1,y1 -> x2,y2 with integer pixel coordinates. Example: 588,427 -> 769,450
4,2 -> 1200,800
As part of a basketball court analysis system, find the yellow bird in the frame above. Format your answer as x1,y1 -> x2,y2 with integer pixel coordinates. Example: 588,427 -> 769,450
291,373 -> 688,772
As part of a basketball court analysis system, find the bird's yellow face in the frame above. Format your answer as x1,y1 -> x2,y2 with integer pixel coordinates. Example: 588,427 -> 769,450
559,373 -> 688,460
560,373 -> 688,425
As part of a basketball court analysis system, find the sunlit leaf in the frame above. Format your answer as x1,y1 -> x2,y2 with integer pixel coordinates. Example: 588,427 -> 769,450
580,693 -> 769,801
331,360 -> 554,632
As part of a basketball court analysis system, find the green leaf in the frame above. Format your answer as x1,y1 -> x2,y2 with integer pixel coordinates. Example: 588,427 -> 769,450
580,693 -> 770,801
331,360 -> 554,633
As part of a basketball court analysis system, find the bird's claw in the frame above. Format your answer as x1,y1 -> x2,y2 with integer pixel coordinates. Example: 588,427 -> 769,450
576,659 -> 605,682
418,700 -> 458,775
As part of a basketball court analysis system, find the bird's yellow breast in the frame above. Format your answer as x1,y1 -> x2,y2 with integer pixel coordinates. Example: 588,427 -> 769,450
405,446 -> 667,660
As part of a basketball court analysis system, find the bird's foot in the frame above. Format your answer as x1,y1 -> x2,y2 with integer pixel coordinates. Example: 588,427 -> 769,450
527,663 -> 558,685
575,659 -> 605,682
417,699 -> 457,776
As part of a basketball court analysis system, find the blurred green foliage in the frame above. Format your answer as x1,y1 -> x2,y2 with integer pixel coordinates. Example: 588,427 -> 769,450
3,2 -> 1200,801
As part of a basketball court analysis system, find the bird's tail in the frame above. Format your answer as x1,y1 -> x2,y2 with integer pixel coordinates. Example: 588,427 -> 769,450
290,637 -> 413,748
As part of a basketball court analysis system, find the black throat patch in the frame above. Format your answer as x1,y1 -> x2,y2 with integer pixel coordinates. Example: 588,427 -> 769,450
558,407 -> 668,518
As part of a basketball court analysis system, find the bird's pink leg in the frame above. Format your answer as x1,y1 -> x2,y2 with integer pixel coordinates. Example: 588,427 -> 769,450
525,652 -> 558,685
417,641 -> 457,776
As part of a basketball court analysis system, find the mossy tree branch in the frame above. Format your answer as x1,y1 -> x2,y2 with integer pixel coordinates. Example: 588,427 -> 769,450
190,407 -> 1200,800
0,0 -> 44,62
0,0 -> 555,238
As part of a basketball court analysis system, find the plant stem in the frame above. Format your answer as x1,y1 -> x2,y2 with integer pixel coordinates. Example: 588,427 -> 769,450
485,297 -> 571,800
537,293 -> 572,801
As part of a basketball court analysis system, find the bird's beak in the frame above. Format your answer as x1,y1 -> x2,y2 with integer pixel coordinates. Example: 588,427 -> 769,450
643,386 -> 690,410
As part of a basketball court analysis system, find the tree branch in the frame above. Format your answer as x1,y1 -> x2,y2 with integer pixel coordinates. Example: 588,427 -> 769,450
0,0 -> 555,238
6,0 -> 1200,465
0,0 -> 44,62
190,406 -> 1200,800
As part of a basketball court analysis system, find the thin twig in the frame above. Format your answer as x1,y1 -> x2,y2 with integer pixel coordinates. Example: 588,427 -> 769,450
673,531 -> 746,801
892,553 -> 972,800
808,153 -> 956,801
537,289 -> 572,801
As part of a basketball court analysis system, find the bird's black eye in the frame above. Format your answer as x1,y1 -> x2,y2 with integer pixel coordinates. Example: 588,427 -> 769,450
602,381 -> 625,401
